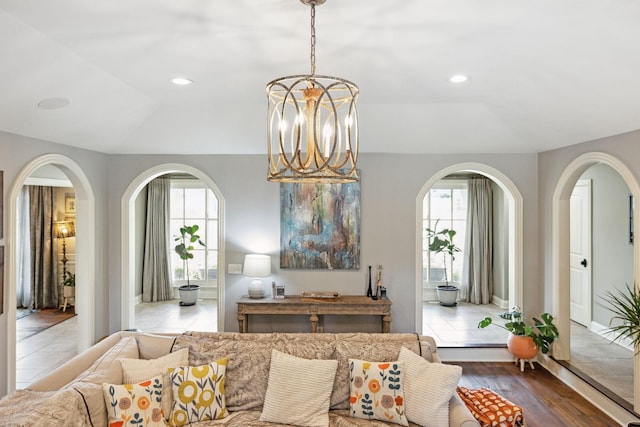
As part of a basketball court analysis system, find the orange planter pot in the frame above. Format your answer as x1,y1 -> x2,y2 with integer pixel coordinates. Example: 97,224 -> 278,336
507,334 -> 539,360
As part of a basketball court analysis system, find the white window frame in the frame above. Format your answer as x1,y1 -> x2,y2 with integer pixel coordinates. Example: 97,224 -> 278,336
422,180 -> 467,292
169,179 -> 219,287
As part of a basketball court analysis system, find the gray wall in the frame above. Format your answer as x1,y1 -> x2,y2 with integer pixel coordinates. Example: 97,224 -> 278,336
0,132 -> 541,396
492,182 -> 509,302
580,164 -> 634,326
539,129 -> 640,316
0,130 -> 109,397
106,153 -> 540,334
134,187 -> 147,297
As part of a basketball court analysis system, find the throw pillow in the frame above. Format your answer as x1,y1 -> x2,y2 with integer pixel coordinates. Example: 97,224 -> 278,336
260,349 -> 338,427
121,348 -> 189,420
348,358 -> 408,426
169,358 -> 228,426
398,346 -> 462,427
102,375 -> 166,427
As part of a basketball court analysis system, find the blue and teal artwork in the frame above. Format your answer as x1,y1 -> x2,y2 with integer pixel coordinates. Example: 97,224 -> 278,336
280,180 -> 360,270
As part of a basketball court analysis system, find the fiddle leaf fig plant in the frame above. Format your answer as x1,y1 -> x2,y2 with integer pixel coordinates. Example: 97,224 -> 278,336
174,224 -> 206,289
478,307 -> 559,354
425,219 -> 461,286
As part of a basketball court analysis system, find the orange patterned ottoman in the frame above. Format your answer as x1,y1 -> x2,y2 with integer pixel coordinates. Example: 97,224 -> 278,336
456,386 -> 525,427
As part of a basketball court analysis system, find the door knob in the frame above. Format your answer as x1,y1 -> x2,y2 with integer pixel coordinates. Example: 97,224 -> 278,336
580,259 -> 588,268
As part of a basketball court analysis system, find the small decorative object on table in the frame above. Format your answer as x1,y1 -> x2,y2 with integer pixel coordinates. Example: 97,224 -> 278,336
367,265 -> 373,297
300,291 -> 341,301
275,284 -> 285,299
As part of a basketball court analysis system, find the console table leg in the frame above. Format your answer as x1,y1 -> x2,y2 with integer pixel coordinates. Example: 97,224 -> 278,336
237,314 -> 247,333
310,314 -> 319,333
382,315 -> 392,333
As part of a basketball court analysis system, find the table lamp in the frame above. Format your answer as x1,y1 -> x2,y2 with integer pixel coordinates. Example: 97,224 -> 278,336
243,254 -> 271,299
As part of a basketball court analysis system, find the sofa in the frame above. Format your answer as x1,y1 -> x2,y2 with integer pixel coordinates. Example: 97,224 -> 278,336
0,331 -> 480,427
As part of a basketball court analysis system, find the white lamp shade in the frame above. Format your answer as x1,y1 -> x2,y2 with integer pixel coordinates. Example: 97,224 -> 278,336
243,254 -> 271,278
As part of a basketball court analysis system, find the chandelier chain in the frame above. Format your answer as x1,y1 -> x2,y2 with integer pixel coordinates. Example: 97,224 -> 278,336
310,4 -> 316,76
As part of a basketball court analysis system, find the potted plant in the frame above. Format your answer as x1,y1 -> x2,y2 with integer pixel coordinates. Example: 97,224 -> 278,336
600,283 -> 640,351
425,220 -> 461,306
478,307 -> 559,365
174,224 -> 206,306
63,271 -> 76,294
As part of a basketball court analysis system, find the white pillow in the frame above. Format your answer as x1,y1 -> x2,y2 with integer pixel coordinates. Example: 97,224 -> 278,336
398,346 -> 462,427
260,349 -> 338,427
121,348 -> 189,420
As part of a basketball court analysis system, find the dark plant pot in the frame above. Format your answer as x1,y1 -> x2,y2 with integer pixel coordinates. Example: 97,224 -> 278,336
178,284 -> 200,306
437,285 -> 458,306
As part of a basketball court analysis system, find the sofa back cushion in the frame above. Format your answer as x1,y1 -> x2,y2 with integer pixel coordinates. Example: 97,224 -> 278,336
65,336 -> 140,427
172,332 -> 421,413
173,332 -> 336,411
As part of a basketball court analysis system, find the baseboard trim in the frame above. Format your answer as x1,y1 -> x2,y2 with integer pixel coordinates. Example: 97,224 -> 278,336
491,295 -> 509,309
590,320 -> 634,351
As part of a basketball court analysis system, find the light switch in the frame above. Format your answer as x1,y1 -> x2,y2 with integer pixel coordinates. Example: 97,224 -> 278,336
228,264 -> 243,274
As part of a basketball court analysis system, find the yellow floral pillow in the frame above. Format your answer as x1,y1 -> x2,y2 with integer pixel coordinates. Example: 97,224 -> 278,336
102,375 -> 166,427
168,358 -> 227,427
349,359 -> 408,426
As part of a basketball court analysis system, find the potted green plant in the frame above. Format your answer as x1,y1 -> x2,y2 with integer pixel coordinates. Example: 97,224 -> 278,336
425,220 -> 461,306
174,224 -> 206,306
600,283 -> 640,351
478,307 -> 559,363
63,271 -> 75,297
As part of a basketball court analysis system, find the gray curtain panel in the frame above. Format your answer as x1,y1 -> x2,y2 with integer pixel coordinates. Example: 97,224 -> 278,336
463,178 -> 493,304
17,187 -> 32,308
141,177 -> 173,302
28,186 -> 58,309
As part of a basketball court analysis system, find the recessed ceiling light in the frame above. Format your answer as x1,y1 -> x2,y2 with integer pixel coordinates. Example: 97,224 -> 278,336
37,97 -> 70,110
449,74 -> 470,84
171,77 -> 193,86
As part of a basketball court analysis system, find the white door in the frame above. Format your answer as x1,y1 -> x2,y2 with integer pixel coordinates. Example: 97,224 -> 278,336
569,180 -> 592,327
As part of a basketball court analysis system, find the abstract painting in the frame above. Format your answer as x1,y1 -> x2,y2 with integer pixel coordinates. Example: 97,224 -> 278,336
280,180 -> 360,269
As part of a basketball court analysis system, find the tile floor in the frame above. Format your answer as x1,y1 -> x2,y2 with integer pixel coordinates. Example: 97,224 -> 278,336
15,299 -> 634,406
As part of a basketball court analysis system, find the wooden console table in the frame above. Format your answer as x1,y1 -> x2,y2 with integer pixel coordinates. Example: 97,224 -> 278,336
236,295 -> 392,333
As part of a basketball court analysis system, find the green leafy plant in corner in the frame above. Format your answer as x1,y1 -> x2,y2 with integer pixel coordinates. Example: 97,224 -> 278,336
478,307 -> 559,354
600,283 -> 640,353
174,224 -> 206,289
63,272 -> 76,287
425,219 -> 461,286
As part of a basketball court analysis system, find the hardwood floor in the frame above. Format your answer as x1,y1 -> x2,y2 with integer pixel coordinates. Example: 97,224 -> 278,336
455,362 -> 622,426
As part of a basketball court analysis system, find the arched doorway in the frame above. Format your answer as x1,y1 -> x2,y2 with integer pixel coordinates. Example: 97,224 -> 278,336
415,162 -> 524,333
6,154 -> 95,393
120,164 -> 225,331
551,151 -> 640,412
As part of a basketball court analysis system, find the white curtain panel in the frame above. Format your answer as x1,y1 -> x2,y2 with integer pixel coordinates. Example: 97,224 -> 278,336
141,177 -> 173,302
463,178 -> 493,304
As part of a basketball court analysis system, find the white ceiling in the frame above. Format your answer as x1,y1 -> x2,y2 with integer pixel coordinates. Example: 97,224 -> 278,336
1,0 -> 639,155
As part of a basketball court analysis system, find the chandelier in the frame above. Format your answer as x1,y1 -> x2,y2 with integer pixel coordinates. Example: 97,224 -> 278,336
266,0 -> 359,183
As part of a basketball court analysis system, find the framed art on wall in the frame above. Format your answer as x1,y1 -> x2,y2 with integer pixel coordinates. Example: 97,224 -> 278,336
65,196 -> 76,214
280,179 -> 360,270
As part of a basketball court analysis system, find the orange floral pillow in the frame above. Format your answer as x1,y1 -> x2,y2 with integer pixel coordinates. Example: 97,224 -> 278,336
102,375 -> 166,427
348,359 -> 408,426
